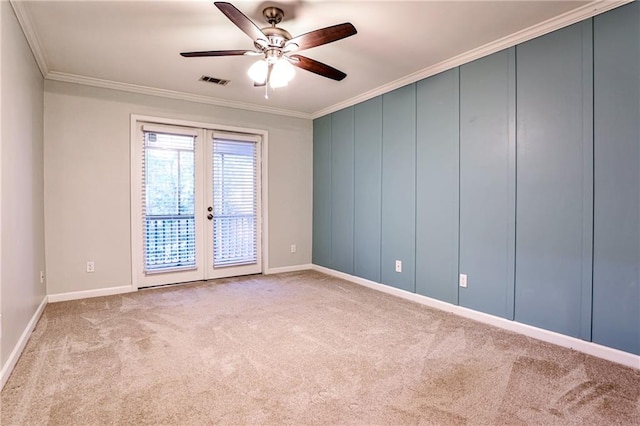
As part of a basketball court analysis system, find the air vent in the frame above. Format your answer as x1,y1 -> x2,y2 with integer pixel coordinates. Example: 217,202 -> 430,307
200,75 -> 230,86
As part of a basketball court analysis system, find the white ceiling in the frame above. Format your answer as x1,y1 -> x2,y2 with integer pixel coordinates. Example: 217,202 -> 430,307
12,1 -> 629,118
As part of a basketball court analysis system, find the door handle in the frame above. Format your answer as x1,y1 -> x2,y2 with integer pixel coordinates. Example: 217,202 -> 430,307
207,214 -> 213,220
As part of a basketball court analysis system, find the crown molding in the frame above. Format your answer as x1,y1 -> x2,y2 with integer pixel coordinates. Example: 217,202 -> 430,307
9,0 -> 49,77
8,0 -> 301,118
310,0 -> 633,119
11,0 -> 632,120
46,72 -> 312,120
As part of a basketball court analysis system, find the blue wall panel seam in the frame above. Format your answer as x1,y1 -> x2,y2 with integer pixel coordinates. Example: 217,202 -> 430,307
351,107 -> 356,275
580,18 -> 595,342
509,46 -> 517,321
512,45 -> 520,323
328,114 -> 334,268
455,67 -> 461,306
379,96 -> 384,284
353,109 -> 357,276
411,84 -> 417,293
589,16 -> 595,344
451,66 -> 461,306
415,84 -> 419,293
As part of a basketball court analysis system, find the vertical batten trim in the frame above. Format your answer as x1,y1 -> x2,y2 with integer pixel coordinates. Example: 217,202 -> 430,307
451,66 -> 460,305
411,84 -> 418,294
581,18 -> 595,342
456,65 -> 461,307
351,107 -> 356,275
414,80 -> 419,295
378,97 -> 384,284
507,46 -> 518,321
376,98 -> 383,283
328,115 -> 333,269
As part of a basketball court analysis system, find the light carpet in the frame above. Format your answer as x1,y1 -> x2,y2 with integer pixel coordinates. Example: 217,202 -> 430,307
2,271 -> 639,425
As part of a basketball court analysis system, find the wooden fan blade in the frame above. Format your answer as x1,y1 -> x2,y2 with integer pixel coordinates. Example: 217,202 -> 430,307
285,23 -> 357,52
214,2 -> 267,43
180,49 -> 253,57
289,55 -> 347,81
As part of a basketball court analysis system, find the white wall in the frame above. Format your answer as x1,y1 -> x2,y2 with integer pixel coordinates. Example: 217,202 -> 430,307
44,80 -> 312,296
1,0 -> 47,365
1,0 -> 4,364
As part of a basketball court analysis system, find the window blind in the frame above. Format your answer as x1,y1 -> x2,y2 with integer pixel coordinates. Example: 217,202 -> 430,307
142,129 -> 197,272
212,137 -> 258,267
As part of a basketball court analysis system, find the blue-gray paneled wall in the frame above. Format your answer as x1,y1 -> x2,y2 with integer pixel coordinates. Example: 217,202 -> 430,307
381,85 -> 416,292
354,98 -> 383,282
330,107 -> 355,274
415,69 -> 460,304
312,115 -> 331,267
312,2 -> 640,356
592,4 -> 640,355
459,48 -> 516,320
515,21 -> 593,339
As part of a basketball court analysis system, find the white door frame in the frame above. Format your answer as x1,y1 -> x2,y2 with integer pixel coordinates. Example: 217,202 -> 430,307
130,114 -> 269,290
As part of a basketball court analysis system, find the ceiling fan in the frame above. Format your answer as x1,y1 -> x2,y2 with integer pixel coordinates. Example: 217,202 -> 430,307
180,2 -> 357,96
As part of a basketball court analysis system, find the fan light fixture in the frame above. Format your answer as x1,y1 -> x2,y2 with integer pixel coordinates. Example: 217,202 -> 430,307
248,57 -> 295,90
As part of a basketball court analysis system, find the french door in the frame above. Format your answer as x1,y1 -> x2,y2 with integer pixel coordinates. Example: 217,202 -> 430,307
132,120 -> 262,288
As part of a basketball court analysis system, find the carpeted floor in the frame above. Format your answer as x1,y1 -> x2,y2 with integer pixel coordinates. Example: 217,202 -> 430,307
2,271 -> 639,425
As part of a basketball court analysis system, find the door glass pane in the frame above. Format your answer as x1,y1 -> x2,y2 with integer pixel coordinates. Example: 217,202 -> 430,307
143,132 -> 196,272
212,139 -> 257,267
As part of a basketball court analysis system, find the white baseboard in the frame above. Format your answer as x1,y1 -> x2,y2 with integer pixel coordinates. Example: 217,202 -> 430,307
1,296 -> 48,390
312,264 -> 640,371
264,264 -> 313,275
47,285 -> 135,303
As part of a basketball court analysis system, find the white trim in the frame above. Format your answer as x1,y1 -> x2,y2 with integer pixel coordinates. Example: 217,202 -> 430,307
47,72 -> 311,120
261,132 -> 270,273
130,117 -> 142,291
141,123 -> 200,137
312,265 -> 640,371
8,0 -> 49,77
310,0 -> 633,119
130,115 -> 268,140
0,0 -> 3,390
47,285 -> 134,303
264,264 -> 313,275
1,296 -> 47,390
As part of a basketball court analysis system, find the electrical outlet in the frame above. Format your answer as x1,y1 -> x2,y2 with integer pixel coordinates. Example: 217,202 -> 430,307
395,260 -> 402,273
86,261 -> 95,273
40,270 -> 45,284
459,273 -> 468,288
290,244 -> 297,253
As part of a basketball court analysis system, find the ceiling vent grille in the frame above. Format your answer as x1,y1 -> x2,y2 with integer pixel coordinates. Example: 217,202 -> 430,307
200,75 -> 230,86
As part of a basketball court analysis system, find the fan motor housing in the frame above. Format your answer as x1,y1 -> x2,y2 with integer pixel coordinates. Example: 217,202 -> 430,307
261,26 -> 292,46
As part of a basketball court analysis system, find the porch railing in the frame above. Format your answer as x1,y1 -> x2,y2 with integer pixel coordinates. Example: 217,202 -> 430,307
144,214 -> 195,271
